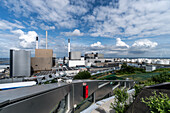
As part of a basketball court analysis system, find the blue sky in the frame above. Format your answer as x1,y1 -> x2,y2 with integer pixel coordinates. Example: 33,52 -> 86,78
0,0 -> 170,58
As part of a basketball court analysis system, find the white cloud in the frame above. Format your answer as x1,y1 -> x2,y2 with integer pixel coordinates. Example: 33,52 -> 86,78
61,29 -> 84,36
84,0 -> 170,38
11,29 -> 38,48
2,0 -> 170,38
10,47 -> 20,50
0,20 -> 24,30
116,38 -> 129,48
11,29 -> 24,35
3,0 -> 88,28
40,23 -> 55,30
91,41 -> 104,48
132,39 -> 158,48
129,39 -> 158,54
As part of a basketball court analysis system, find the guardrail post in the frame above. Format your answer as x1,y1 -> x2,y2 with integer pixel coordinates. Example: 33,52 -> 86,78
124,81 -> 126,88
67,93 -> 71,113
93,92 -> 96,103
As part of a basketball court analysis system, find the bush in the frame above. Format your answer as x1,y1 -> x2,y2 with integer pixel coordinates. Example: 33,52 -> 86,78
144,72 -> 170,86
141,91 -> 170,113
144,81 -> 158,86
151,72 -> 170,83
74,71 -> 91,79
110,88 -> 128,113
134,84 -> 143,97
117,63 -> 145,74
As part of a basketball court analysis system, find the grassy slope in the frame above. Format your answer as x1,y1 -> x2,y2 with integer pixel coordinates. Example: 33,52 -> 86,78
91,68 -> 170,82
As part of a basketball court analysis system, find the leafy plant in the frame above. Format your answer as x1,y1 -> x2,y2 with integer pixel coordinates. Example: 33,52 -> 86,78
117,63 -> 145,75
74,71 -> 91,79
141,91 -> 170,113
151,72 -> 170,83
110,88 -> 128,113
144,80 -> 158,86
143,72 -> 170,86
134,84 -> 143,97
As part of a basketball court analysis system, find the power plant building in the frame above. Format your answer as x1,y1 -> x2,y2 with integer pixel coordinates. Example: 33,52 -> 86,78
68,52 -> 85,67
35,49 -> 53,57
31,57 -> 52,71
31,49 -> 53,72
85,53 -> 95,59
69,51 -> 81,60
95,53 -> 104,59
10,50 -> 31,77
85,53 -> 104,59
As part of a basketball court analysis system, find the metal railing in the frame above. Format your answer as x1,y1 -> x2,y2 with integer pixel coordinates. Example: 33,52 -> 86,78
0,80 -> 135,113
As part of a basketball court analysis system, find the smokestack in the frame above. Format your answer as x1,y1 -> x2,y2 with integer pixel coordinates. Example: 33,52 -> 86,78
46,30 -> 48,49
36,36 -> 38,49
68,39 -> 70,57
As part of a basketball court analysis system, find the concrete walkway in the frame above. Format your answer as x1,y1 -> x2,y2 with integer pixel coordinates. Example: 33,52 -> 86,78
81,89 -> 135,113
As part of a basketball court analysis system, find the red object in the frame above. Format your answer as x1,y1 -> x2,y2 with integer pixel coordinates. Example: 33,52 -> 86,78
83,85 -> 88,99
83,82 -> 87,86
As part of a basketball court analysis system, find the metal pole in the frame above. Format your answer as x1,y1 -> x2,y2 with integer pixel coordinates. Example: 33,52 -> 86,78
46,31 -> 48,49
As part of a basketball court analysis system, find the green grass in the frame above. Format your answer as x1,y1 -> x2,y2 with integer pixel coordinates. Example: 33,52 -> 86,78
97,74 -> 123,80
117,72 -> 160,82
92,68 -> 170,83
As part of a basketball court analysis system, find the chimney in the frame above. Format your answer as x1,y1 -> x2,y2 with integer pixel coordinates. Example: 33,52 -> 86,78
46,30 -> 48,49
36,36 -> 38,49
68,39 -> 70,57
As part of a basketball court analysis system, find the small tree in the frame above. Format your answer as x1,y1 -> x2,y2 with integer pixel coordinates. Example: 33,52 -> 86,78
141,91 -> 170,113
74,71 -> 91,79
110,88 -> 128,113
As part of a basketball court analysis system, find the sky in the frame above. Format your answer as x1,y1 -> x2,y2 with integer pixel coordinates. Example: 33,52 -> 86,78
0,0 -> 170,58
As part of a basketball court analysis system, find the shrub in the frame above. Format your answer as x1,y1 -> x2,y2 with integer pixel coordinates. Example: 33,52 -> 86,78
134,84 -> 143,97
117,63 -> 145,74
110,88 -> 128,113
144,72 -> 170,86
151,72 -> 170,83
141,91 -> 170,113
74,71 -> 91,79
144,81 -> 158,86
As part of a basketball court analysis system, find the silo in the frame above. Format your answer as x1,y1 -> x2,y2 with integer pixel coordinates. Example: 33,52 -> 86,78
10,50 -> 31,77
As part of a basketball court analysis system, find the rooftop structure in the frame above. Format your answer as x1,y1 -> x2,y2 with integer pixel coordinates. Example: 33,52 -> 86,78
31,57 -> 53,71
69,51 -> 81,60
10,49 -> 31,77
35,49 -> 53,58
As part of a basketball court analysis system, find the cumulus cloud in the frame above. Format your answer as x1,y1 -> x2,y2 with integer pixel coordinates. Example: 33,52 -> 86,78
129,39 -> 158,54
88,38 -> 158,56
11,29 -> 38,48
132,39 -> 158,48
116,38 -> 129,48
61,29 -> 84,36
91,41 -> 104,48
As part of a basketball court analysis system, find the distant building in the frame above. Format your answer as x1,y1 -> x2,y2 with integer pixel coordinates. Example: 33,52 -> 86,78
35,49 -> 53,57
31,49 -> 54,72
95,53 -> 104,59
68,60 -> 85,67
10,50 -> 31,77
31,57 -> 53,71
146,65 -> 156,72
85,53 -> 104,60
85,53 -> 95,59
69,51 -> 81,60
